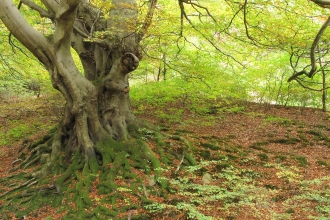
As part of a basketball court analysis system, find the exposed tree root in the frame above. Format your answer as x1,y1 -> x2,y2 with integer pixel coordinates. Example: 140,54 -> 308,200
0,125 -> 197,219
0,177 -> 37,197
8,132 -> 53,173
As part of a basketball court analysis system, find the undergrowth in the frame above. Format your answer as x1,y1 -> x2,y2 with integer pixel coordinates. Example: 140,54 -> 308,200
2,95 -> 330,219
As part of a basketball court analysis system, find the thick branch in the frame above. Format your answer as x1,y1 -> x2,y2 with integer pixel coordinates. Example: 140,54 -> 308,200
243,0 -> 254,42
21,0 -> 54,18
41,0 -> 58,13
288,16 -> 330,82
138,0 -> 157,40
309,16 -> 330,75
292,77 -> 330,91
54,0 -> 80,52
310,0 -> 330,7
0,0 -> 52,69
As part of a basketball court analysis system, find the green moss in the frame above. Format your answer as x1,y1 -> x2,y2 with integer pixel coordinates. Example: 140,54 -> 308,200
264,116 -> 292,126
223,147 -> 239,153
47,126 -> 58,134
82,165 -> 92,187
82,191 -> 92,206
200,142 -> 220,150
2,123 -> 201,219
123,170 -> 136,179
96,138 -> 169,192
175,129 -> 194,134
272,195 -> 285,202
264,184 -> 279,190
127,123 -> 139,133
227,154 -> 238,160
93,206 -> 117,218
75,179 -> 83,191
96,139 -> 121,164
199,150 -> 211,158
275,155 -> 287,163
57,154 -> 69,170
132,159 -> 147,169
270,138 -> 300,145
98,180 -> 118,195
185,153 -> 197,166
127,139 -> 162,173
307,130 -> 325,138
217,154 -> 227,160
156,147 -> 171,166
257,153 -> 269,162
249,142 -> 269,152
317,160 -> 330,168
120,204 -> 139,212
226,134 -> 236,139
215,163 -> 231,171
88,157 -> 100,175
285,208 -> 294,214
63,210 -> 87,219
239,151 -> 248,157
3,185 -> 65,219
233,147 -> 240,153
54,152 -> 84,187
294,156 -> 308,166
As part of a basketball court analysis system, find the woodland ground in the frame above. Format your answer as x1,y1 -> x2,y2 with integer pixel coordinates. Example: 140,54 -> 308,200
1,93 -> 330,219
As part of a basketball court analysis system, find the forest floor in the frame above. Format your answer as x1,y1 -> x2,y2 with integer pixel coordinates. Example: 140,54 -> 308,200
1,94 -> 330,219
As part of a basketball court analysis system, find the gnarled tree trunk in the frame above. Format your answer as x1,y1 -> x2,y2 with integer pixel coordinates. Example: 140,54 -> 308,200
0,1 -> 198,219
0,0 -> 147,173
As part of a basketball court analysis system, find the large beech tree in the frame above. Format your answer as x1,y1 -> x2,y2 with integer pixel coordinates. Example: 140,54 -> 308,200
0,0 -> 156,174
2,0 -> 330,218
1,0 -> 329,174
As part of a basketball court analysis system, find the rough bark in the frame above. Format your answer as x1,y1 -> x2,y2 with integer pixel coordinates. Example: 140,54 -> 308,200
0,0 -> 143,173
0,2 -> 199,218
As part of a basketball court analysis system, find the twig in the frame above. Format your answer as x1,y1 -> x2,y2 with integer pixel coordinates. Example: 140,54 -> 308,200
21,0 -> 53,18
142,183 -> 148,199
11,159 -> 22,168
27,180 -> 38,188
175,154 -> 185,173
90,9 -> 101,38
128,209 -> 136,220
292,78 -> 330,91
138,0 -> 158,40
288,16 -> 330,81
23,156 -> 40,170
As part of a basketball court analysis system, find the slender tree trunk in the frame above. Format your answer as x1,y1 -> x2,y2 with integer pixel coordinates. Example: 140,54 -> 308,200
318,45 -> 327,112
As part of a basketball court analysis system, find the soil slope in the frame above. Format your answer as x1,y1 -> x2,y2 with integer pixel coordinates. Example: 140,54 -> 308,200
1,96 -> 330,219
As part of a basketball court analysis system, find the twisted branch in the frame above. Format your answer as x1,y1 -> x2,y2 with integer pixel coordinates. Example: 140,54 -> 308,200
288,16 -> 330,82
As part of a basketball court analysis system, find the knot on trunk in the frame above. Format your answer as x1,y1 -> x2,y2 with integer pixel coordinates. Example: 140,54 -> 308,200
98,53 -> 139,141
120,53 -> 139,73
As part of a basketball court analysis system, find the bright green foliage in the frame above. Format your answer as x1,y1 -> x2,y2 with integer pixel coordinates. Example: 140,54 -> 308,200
3,0 -> 330,219
285,176 -> 330,218
145,160 -> 262,219
130,0 -> 330,109
0,29 -> 49,97
0,1 -> 82,97
1,0 -> 330,108
144,157 -> 330,219
0,120 -> 53,146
